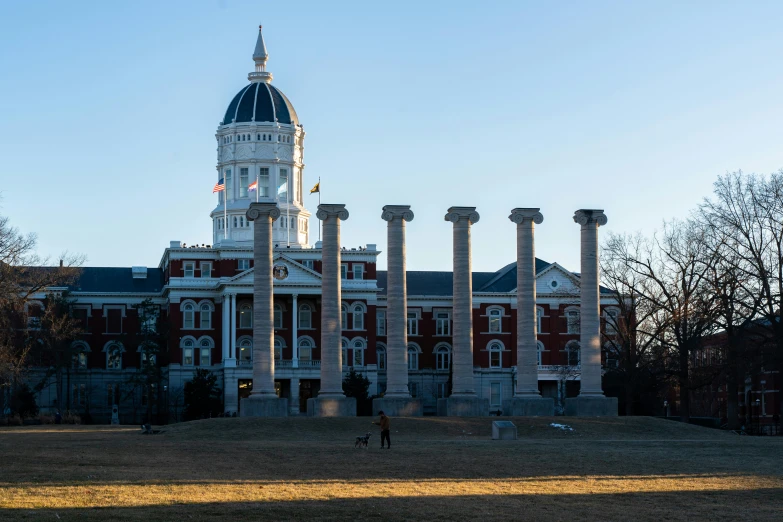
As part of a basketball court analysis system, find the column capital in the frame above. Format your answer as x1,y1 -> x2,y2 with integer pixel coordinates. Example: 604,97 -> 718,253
445,206 -> 480,224
246,202 -> 281,222
316,204 -> 349,221
573,209 -> 608,227
381,205 -> 414,222
509,208 -> 544,225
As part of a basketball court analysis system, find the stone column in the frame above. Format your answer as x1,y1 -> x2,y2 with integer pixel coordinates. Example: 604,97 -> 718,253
308,204 -> 356,416
221,293 -> 231,364
505,208 -> 554,416
373,205 -> 423,416
292,294 -> 299,368
230,293 -> 237,363
240,202 -> 288,416
565,209 -> 617,416
438,207 -> 488,417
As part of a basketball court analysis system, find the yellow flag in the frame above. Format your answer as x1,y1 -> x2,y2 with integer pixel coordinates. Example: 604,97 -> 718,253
309,182 -> 320,194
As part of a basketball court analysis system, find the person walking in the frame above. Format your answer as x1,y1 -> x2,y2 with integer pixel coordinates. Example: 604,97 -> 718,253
373,410 -> 391,449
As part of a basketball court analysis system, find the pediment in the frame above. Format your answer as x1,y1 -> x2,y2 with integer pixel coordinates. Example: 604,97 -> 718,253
225,255 -> 322,287
533,263 -> 581,295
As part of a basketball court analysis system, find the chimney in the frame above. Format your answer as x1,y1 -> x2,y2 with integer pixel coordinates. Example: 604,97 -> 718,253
59,259 -> 63,267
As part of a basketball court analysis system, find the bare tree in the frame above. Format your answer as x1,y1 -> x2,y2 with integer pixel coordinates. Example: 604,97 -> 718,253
602,232 -> 669,415
608,220 -> 719,422
0,213 -> 83,394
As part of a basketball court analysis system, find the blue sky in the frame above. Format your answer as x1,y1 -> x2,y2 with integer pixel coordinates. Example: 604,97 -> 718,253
1,1 -> 782,273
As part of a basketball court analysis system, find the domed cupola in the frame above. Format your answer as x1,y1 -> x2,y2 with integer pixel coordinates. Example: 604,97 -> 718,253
211,26 -> 310,249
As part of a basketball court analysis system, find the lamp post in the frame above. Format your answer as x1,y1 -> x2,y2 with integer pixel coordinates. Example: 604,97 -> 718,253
755,398 -> 761,436
664,400 -> 668,419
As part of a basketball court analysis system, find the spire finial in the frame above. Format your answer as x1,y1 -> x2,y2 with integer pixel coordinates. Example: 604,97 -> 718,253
249,25 -> 273,83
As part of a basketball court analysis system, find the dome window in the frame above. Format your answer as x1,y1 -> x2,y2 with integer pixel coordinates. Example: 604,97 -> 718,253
257,134 -> 261,140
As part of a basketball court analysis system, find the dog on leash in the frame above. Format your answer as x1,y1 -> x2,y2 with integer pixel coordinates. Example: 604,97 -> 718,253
355,432 -> 372,449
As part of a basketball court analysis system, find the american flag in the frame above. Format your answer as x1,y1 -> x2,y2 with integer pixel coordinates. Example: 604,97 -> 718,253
213,178 -> 225,193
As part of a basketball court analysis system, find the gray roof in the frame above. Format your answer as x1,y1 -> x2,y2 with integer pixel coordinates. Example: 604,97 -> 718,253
70,267 -> 164,294
377,259 -> 553,296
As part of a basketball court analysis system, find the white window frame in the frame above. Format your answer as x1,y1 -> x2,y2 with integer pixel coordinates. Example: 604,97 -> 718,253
565,307 -> 581,335
352,264 -> 364,280
238,259 -> 250,271
407,311 -> 419,336
298,337 -> 314,361
104,341 -> 124,370
537,341 -> 545,366
259,167 -> 270,198
239,303 -> 252,329
181,337 -> 196,366
238,336 -> 252,363
274,304 -> 284,329
302,259 -> 314,270
274,337 -> 284,360
536,307 -> 544,334
183,262 -> 195,278
198,337 -> 213,366
299,303 -> 313,329
351,338 -> 365,367
239,167 -> 249,198
341,302 -> 348,330
200,262 -> 212,278
487,307 -> 504,334
182,303 -> 195,329
488,341 -> 503,369
376,309 -> 386,336
340,264 -> 348,280
435,343 -> 451,371
199,301 -> 213,329
435,311 -> 451,336
407,343 -> 420,371
351,302 -> 366,331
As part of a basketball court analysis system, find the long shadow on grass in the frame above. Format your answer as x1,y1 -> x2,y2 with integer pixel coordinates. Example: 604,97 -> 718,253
1,489 -> 782,522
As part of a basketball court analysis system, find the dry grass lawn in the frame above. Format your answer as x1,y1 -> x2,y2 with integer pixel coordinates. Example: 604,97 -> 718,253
1,416 -> 781,521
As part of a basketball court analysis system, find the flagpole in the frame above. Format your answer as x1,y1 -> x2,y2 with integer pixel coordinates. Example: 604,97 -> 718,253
255,171 -> 259,203
223,188 -> 227,239
318,176 -> 321,243
286,172 -> 291,247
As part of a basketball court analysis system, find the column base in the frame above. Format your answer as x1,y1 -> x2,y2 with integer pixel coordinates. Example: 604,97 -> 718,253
306,397 -> 356,417
437,397 -> 489,417
565,395 -> 618,417
223,358 -> 237,368
239,396 -> 289,417
503,397 -> 555,416
372,397 -> 423,417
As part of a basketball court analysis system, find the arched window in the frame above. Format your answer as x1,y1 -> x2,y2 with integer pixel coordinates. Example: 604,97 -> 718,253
351,303 -> 365,331
71,341 -> 90,370
537,341 -> 545,366
407,344 -> 420,371
341,302 -> 348,330
274,337 -> 283,360
274,304 -> 283,329
488,307 -> 504,333
489,341 -> 503,368
181,337 -> 195,366
199,302 -> 212,329
566,341 -> 581,366
298,337 -> 314,361
239,304 -> 252,329
233,216 -> 238,228
435,344 -> 451,371
565,307 -> 580,334
376,343 -> 386,371
105,342 -> 124,370
299,304 -> 312,329
238,337 -> 252,364
199,337 -> 213,366
182,302 -> 195,329
139,343 -> 157,368
352,338 -> 365,367
341,337 -> 348,367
